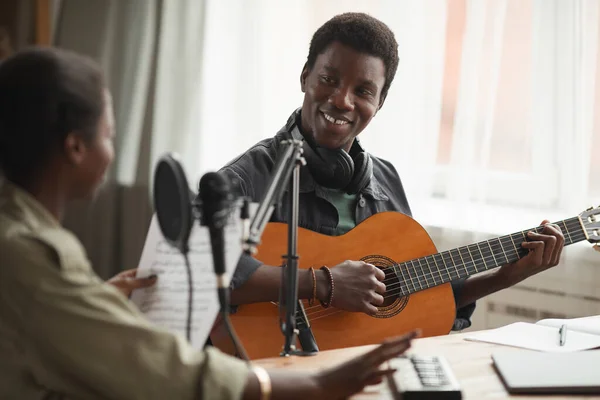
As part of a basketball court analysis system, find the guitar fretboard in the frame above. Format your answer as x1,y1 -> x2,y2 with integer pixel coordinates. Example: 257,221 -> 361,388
392,217 -> 585,297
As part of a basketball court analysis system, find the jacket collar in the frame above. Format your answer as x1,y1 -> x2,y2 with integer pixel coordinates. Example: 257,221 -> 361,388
282,108 -> 388,201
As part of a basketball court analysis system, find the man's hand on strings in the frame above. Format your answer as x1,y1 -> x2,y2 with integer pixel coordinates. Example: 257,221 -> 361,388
316,260 -> 386,315
496,220 -> 565,285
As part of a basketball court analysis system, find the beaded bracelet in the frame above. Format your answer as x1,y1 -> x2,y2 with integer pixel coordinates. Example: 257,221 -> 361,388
308,267 -> 317,306
319,266 -> 334,308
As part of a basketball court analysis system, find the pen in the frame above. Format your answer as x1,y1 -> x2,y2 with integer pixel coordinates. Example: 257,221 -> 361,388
559,324 -> 567,346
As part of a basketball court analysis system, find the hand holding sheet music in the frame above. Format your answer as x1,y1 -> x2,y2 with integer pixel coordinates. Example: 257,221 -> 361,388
130,214 -> 242,348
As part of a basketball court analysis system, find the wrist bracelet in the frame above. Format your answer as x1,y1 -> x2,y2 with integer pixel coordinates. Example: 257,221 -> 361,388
251,365 -> 271,400
319,265 -> 334,308
308,267 -> 317,306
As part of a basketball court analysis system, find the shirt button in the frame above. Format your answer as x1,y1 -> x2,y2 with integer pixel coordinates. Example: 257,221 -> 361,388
358,197 -> 366,207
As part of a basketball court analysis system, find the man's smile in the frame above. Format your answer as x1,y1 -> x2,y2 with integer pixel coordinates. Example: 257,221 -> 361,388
321,111 -> 352,125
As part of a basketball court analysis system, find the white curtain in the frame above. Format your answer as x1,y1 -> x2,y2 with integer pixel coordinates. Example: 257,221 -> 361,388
430,0 -> 599,233
53,0 -> 208,277
195,0 -> 447,201
193,0 -> 599,237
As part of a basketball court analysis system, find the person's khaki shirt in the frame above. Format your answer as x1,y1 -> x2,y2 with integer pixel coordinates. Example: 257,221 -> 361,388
0,180 -> 250,399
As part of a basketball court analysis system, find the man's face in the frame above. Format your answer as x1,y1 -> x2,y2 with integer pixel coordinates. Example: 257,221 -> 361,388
300,41 -> 386,151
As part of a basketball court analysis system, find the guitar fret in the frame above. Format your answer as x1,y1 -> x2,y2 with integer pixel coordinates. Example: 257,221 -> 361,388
500,237 -> 516,264
410,260 -> 423,290
497,238 -> 509,265
455,248 -> 468,277
418,258 -> 431,287
430,254 -> 444,283
475,242 -> 489,270
423,257 -> 437,286
407,262 -> 419,294
465,245 -> 479,273
562,220 -> 573,244
441,251 -> 456,280
438,253 -> 450,280
509,234 -> 520,259
415,259 -> 426,289
448,250 -> 461,278
404,262 -> 418,293
486,240 -> 498,266
394,263 -> 412,296
433,254 -> 449,282
464,246 -> 477,273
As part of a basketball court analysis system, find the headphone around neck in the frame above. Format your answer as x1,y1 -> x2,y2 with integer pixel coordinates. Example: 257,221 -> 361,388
287,110 -> 373,195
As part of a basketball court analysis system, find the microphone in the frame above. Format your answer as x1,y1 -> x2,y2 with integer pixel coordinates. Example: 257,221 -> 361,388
198,171 -> 249,360
198,172 -> 235,289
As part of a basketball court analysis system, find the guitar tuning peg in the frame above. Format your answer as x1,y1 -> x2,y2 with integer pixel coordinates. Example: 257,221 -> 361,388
587,206 -> 594,211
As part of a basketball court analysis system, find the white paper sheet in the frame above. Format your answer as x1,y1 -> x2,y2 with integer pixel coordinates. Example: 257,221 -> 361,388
464,322 -> 600,352
130,213 -> 242,348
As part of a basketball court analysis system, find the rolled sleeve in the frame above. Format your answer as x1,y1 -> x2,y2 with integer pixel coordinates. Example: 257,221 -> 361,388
9,239 -> 251,400
450,278 -> 476,331
231,253 -> 262,290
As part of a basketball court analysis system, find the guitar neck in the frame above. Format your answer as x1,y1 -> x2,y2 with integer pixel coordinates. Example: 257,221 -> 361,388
397,216 -> 586,296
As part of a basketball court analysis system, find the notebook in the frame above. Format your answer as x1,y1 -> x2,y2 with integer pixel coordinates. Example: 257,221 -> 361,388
464,315 -> 600,352
536,315 -> 600,335
492,351 -> 600,394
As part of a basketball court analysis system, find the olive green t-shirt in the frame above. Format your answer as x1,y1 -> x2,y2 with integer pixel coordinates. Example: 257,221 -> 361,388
321,187 -> 358,235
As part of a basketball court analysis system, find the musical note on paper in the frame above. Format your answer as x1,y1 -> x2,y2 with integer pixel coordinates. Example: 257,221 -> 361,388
130,213 -> 242,348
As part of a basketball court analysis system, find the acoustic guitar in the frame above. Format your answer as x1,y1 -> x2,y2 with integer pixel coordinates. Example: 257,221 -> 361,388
211,207 -> 600,359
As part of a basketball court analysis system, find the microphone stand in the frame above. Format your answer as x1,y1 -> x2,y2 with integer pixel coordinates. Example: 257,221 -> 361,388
243,139 -> 317,357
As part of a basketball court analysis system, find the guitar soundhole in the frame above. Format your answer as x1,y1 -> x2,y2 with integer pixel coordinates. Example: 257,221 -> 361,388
360,254 -> 409,318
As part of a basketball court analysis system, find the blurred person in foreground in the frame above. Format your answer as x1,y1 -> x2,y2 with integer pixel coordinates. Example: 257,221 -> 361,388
0,46 -> 417,400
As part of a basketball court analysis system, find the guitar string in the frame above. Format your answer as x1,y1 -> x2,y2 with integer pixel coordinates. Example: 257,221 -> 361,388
297,219 -> 586,308
289,220 -> 589,324
295,242 -> 593,324
270,223 -> 595,334
363,220 -> 585,289
300,250 -> 586,318
301,229 -> 586,315
298,228 -> 588,317
333,225 -> 585,290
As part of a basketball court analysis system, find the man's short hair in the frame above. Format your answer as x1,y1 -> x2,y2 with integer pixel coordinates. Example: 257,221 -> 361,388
306,12 -> 399,102
0,47 -> 105,186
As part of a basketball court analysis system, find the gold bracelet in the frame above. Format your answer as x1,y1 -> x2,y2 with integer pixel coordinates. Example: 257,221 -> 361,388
251,365 -> 271,400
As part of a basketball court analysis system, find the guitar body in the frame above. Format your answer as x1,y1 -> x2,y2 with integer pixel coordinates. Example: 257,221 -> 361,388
211,211 -> 456,359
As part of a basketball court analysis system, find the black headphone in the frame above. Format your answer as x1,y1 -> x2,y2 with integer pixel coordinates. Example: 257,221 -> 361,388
286,110 -> 373,195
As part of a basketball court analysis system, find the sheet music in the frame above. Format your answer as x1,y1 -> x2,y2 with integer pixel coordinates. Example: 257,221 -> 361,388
130,213 -> 242,348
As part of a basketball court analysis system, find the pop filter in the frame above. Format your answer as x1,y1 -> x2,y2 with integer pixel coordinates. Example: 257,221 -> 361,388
153,153 -> 193,254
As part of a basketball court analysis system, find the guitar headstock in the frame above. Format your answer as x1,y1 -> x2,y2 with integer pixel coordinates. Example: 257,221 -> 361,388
579,206 -> 600,244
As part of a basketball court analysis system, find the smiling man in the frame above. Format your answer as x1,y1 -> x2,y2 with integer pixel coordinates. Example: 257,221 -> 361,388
221,13 -> 564,336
